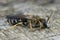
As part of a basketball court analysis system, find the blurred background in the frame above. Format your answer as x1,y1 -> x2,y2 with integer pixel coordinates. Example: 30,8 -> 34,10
0,0 -> 60,17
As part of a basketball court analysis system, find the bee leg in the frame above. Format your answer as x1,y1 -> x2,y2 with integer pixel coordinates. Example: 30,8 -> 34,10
13,21 -> 23,29
5,22 -> 23,31
28,20 -> 34,31
39,21 -> 43,30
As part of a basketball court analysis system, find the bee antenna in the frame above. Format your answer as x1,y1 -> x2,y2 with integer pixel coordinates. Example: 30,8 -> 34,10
47,13 -> 53,23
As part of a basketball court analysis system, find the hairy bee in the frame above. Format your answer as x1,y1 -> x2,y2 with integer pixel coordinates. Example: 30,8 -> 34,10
6,13 -> 48,31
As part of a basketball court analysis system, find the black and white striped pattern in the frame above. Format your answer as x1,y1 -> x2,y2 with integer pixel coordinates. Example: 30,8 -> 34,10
6,15 -> 29,26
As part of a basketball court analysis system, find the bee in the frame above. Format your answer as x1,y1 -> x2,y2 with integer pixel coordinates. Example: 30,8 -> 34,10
5,13 -> 51,31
